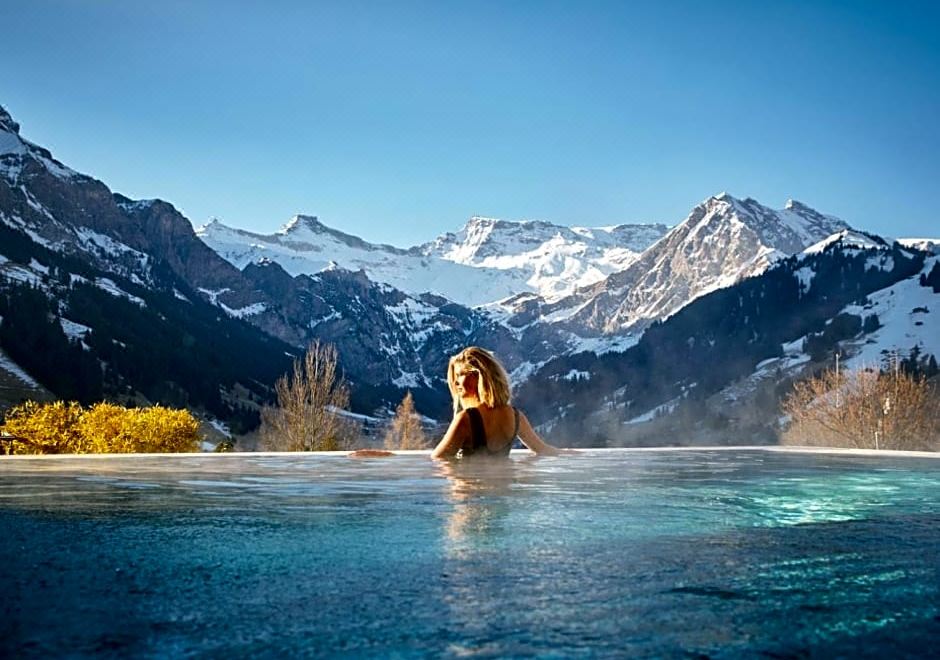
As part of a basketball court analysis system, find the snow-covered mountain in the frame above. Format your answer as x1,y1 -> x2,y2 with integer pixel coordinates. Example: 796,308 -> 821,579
197,214 -> 668,307
0,105 -> 574,417
196,192 -> 855,353
516,193 -> 851,336
422,216 -> 669,301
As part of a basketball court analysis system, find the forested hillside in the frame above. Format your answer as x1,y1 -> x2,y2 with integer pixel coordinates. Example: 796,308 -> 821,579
517,241 -> 931,445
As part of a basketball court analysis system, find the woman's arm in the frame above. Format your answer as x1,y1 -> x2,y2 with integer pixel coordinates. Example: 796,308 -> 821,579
516,410 -> 566,455
431,410 -> 470,459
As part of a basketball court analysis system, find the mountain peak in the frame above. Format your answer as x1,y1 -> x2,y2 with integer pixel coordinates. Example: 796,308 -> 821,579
279,214 -> 323,235
468,215 -> 509,229
194,216 -> 226,233
701,192 -> 746,212
0,106 -> 20,135
785,199 -> 813,212
710,191 -> 747,206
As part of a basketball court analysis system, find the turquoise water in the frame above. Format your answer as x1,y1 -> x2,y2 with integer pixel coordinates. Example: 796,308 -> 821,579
0,449 -> 938,657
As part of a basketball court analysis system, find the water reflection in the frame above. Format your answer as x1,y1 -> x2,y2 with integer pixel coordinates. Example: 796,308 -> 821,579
432,458 -> 530,652
741,471 -> 932,527
434,458 -> 518,559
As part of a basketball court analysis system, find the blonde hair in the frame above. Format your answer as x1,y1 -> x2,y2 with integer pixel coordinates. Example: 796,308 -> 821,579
447,346 -> 511,413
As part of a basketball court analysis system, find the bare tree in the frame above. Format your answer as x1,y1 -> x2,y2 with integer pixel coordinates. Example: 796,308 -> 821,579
383,391 -> 429,449
781,364 -> 939,451
260,341 -> 359,451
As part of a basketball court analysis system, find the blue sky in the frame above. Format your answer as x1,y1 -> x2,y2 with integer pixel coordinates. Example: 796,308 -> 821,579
1,0 -> 937,245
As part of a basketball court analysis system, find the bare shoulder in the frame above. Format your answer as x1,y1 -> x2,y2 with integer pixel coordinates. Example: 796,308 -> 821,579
431,409 -> 472,459
452,408 -> 472,426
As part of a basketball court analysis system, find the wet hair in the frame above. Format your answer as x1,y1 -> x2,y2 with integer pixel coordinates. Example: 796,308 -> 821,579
447,346 -> 511,413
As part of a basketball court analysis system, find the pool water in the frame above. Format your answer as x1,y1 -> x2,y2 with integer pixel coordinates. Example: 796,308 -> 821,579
1,448 -> 938,657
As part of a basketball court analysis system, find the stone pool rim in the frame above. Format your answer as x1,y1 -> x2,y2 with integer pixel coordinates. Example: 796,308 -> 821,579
1,445 -> 937,461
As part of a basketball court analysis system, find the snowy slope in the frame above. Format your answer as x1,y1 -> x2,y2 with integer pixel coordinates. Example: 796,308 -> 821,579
197,215 -> 668,307
898,238 -> 940,255
423,216 -> 668,300
840,255 -> 940,369
804,229 -> 890,255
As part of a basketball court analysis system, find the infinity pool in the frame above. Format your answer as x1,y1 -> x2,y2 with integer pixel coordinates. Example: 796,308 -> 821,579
1,448 -> 938,657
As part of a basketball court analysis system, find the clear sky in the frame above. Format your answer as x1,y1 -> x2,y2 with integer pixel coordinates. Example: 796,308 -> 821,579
1,0 -> 938,246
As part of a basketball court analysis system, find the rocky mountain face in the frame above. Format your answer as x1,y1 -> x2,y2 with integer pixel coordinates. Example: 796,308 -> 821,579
0,106 -> 571,418
0,107 -> 302,426
512,193 -> 850,337
0,106 -> 255,309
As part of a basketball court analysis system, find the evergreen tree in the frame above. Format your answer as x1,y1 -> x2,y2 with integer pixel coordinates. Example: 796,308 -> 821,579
383,391 -> 428,450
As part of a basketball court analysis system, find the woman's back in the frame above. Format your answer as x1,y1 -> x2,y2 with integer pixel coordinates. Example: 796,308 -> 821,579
461,405 -> 518,457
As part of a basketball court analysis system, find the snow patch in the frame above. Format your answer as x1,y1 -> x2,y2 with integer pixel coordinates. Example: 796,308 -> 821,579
0,129 -> 27,157
116,198 -> 158,213
898,238 -> 940,255
60,317 -> 92,343
197,287 -> 231,305
208,419 -> 232,438
95,277 -> 145,306
0,348 -> 41,388
570,333 -> 642,355
392,371 -> 427,388
561,369 -> 590,381
865,254 -> 894,272
793,266 -> 815,293
509,359 -> 549,385
308,311 -> 341,328
0,259 -> 45,287
220,301 -> 266,318
625,399 -> 680,424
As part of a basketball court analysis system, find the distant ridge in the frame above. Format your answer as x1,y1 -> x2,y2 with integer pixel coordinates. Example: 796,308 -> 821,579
198,212 -> 669,306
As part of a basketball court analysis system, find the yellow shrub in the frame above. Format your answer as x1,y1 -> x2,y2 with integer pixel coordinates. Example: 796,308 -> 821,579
1,401 -> 86,454
77,402 -> 131,453
2,401 -> 202,454
123,406 -> 200,453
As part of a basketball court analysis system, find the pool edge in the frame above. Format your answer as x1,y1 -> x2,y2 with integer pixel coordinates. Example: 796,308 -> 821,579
1,446 -> 937,460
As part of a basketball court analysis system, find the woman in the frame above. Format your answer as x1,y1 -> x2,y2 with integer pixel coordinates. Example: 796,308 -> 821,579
431,346 -> 564,459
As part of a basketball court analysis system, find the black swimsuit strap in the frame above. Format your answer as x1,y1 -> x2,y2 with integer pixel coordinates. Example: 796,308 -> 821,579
465,407 -> 486,451
513,406 -> 520,439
